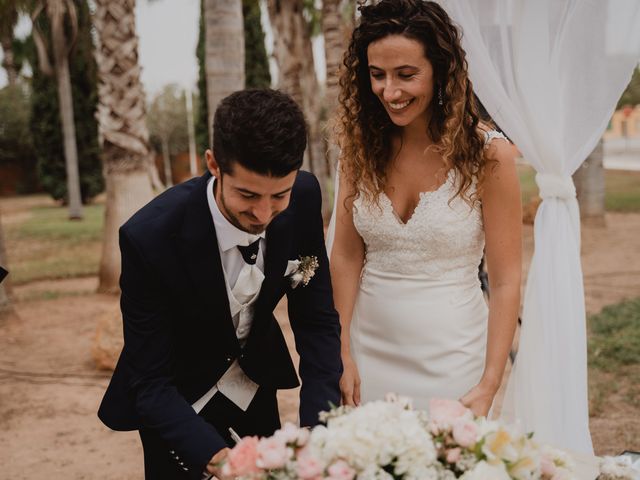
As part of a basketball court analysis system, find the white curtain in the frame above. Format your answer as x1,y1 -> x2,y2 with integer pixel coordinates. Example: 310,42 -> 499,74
438,0 -> 640,453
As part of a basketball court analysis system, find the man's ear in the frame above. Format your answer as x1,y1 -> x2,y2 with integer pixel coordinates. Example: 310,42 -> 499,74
205,149 -> 220,177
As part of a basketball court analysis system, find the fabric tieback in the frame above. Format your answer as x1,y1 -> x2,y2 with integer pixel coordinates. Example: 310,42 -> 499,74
237,239 -> 261,265
535,173 -> 576,200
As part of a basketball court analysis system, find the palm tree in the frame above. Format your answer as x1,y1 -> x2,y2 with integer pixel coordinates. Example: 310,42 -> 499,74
203,0 -> 244,143
267,0 -> 329,212
31,0 -> 84,219
93,0 -> 154,293
573,139 -> 606,226
322,0 -> 353,178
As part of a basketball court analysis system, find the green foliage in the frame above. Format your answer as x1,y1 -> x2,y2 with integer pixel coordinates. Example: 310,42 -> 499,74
605,170 -> 640,212
148,84 -> 189,155
519,165 -> 640,213
28,0 -> 103,204
195,0 -> 209,156
4,202 -> 104,284
0,83 -> 37,192
588,297 -> 640,371
617,66 -> 640,108
243,0 -> 271,89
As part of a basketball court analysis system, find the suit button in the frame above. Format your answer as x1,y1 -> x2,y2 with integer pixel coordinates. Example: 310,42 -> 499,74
226,356 -> 232,362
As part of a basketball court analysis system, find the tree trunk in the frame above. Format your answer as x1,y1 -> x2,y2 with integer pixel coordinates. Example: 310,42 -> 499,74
204,0 -> 245,145
321,0 -> 353,220
94,0 -> 155,293
267,0 -> 329,211
161,137 -> 172,187
52,31 -> 84,219
574,139 -> 606,227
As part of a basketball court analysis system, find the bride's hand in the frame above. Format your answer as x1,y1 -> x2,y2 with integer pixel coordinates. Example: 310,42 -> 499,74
340,354 -> 361,406
459,380 -> 499,417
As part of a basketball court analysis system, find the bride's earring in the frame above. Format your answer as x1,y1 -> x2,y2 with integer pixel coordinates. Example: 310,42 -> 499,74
438,86 -> 444,106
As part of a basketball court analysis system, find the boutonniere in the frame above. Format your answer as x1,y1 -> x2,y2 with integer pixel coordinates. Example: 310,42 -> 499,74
285,255 -> 319,289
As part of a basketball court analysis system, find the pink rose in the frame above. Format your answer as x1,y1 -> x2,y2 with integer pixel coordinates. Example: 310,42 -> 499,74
222,436 -> 260,477
540,455 -> 557,478
446,447 -> 462,464
452,420 -> 478,448
257,436 -> 290,469
296,448 -> 324,479
326,460 -> 356,480
429,398 -> 471,429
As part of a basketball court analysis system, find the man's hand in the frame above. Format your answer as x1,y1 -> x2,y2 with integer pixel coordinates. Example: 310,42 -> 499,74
206,447 -> 231,480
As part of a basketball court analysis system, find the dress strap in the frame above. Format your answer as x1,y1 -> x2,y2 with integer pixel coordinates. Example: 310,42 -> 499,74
483,130 -> 508,147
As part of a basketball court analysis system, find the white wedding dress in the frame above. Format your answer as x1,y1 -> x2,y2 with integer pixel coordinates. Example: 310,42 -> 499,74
348,134 -> 503,411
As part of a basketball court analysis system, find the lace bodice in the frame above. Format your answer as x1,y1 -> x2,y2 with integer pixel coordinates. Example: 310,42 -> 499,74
352,131 -> 505,279
353,169 -> 484,279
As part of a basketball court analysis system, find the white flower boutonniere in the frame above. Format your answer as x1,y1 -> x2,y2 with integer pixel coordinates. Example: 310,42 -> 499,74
285,255 -> 319,289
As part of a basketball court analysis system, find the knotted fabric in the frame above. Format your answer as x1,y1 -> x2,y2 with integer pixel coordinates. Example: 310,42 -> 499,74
535,173 -> 576,200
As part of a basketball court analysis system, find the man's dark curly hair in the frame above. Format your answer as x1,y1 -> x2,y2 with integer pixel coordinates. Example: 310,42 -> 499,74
213,89 -> 307,177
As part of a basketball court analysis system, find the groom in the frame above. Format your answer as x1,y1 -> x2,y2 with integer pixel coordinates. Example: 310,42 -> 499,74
98,89 -> 342,479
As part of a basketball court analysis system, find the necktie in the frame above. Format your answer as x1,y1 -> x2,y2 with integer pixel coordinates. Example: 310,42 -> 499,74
232,239 -> 264,305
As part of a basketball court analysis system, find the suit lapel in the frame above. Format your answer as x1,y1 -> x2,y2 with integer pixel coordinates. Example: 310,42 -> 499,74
176,174 -> 239,349
256,208 -> 294,312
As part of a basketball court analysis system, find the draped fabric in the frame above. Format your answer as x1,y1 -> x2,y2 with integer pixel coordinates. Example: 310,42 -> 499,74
438,0 -> 640,453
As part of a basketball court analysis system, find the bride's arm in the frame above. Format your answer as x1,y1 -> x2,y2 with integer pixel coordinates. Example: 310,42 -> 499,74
330,171 -> 366,406
462,138 -> 522,416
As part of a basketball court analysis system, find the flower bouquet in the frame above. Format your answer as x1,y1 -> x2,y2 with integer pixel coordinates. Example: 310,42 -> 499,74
220,394 -> 577,480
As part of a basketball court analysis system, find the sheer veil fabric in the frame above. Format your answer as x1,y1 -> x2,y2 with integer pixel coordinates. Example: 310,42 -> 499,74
435,0 -> 640,453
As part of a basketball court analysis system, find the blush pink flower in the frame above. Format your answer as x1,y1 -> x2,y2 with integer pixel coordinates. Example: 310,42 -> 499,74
540,454 -> 558,478
295,447 -> 324,479
452,420 -> 478,448
222,436 -> 260,477
326,460 -> 356,480
256,436 -> 290,469
429,398 -> 471,429
446,447 -> 462,464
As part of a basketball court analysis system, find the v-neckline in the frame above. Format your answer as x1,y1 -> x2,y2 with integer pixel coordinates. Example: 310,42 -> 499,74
382,169 -> 453,225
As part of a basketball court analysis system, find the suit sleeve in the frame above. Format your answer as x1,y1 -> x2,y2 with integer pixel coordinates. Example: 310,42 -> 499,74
118,227 -> 226,472
286,174 -> 343,425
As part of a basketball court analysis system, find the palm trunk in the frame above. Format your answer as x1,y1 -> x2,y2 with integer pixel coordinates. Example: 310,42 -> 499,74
204,0 -> 245,144
322,0 -> 353,189
574,139 -> 606,227
162,137 -> 172,187
268,0 -> 330,213
94,0 -> 154,293
53,37 -> 84,219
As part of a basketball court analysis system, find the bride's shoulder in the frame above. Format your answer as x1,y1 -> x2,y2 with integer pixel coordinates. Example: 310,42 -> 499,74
477,123 -> 509,147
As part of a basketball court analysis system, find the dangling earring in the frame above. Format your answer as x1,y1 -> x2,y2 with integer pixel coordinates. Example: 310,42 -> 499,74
438,86 -> 443,106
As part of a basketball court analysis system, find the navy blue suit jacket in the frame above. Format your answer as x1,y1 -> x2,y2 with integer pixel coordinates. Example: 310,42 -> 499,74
98,171 -> 342,472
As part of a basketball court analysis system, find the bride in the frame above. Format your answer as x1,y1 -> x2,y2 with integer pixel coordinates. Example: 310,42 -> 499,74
329,0 -> 522,416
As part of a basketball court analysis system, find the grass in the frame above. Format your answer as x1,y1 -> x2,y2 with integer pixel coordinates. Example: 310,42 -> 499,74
517,165 -> 640,212
4,203 -> 104,285
587,297 -> 640,415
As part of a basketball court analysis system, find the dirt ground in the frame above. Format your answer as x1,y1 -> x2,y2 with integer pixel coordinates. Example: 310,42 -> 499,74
1,213 -> 639,479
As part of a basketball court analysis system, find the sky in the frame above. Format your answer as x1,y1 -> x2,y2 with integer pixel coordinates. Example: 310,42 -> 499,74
0,0 -> 326,100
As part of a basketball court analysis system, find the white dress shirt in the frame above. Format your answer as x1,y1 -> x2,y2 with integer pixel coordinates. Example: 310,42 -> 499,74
191,177 -> 265,414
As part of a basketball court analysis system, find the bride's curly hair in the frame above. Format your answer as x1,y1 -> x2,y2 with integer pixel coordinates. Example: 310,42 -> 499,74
335,0 -> 487,205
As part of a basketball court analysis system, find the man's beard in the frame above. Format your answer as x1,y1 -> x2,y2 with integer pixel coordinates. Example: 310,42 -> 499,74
216,178 -> 267,235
